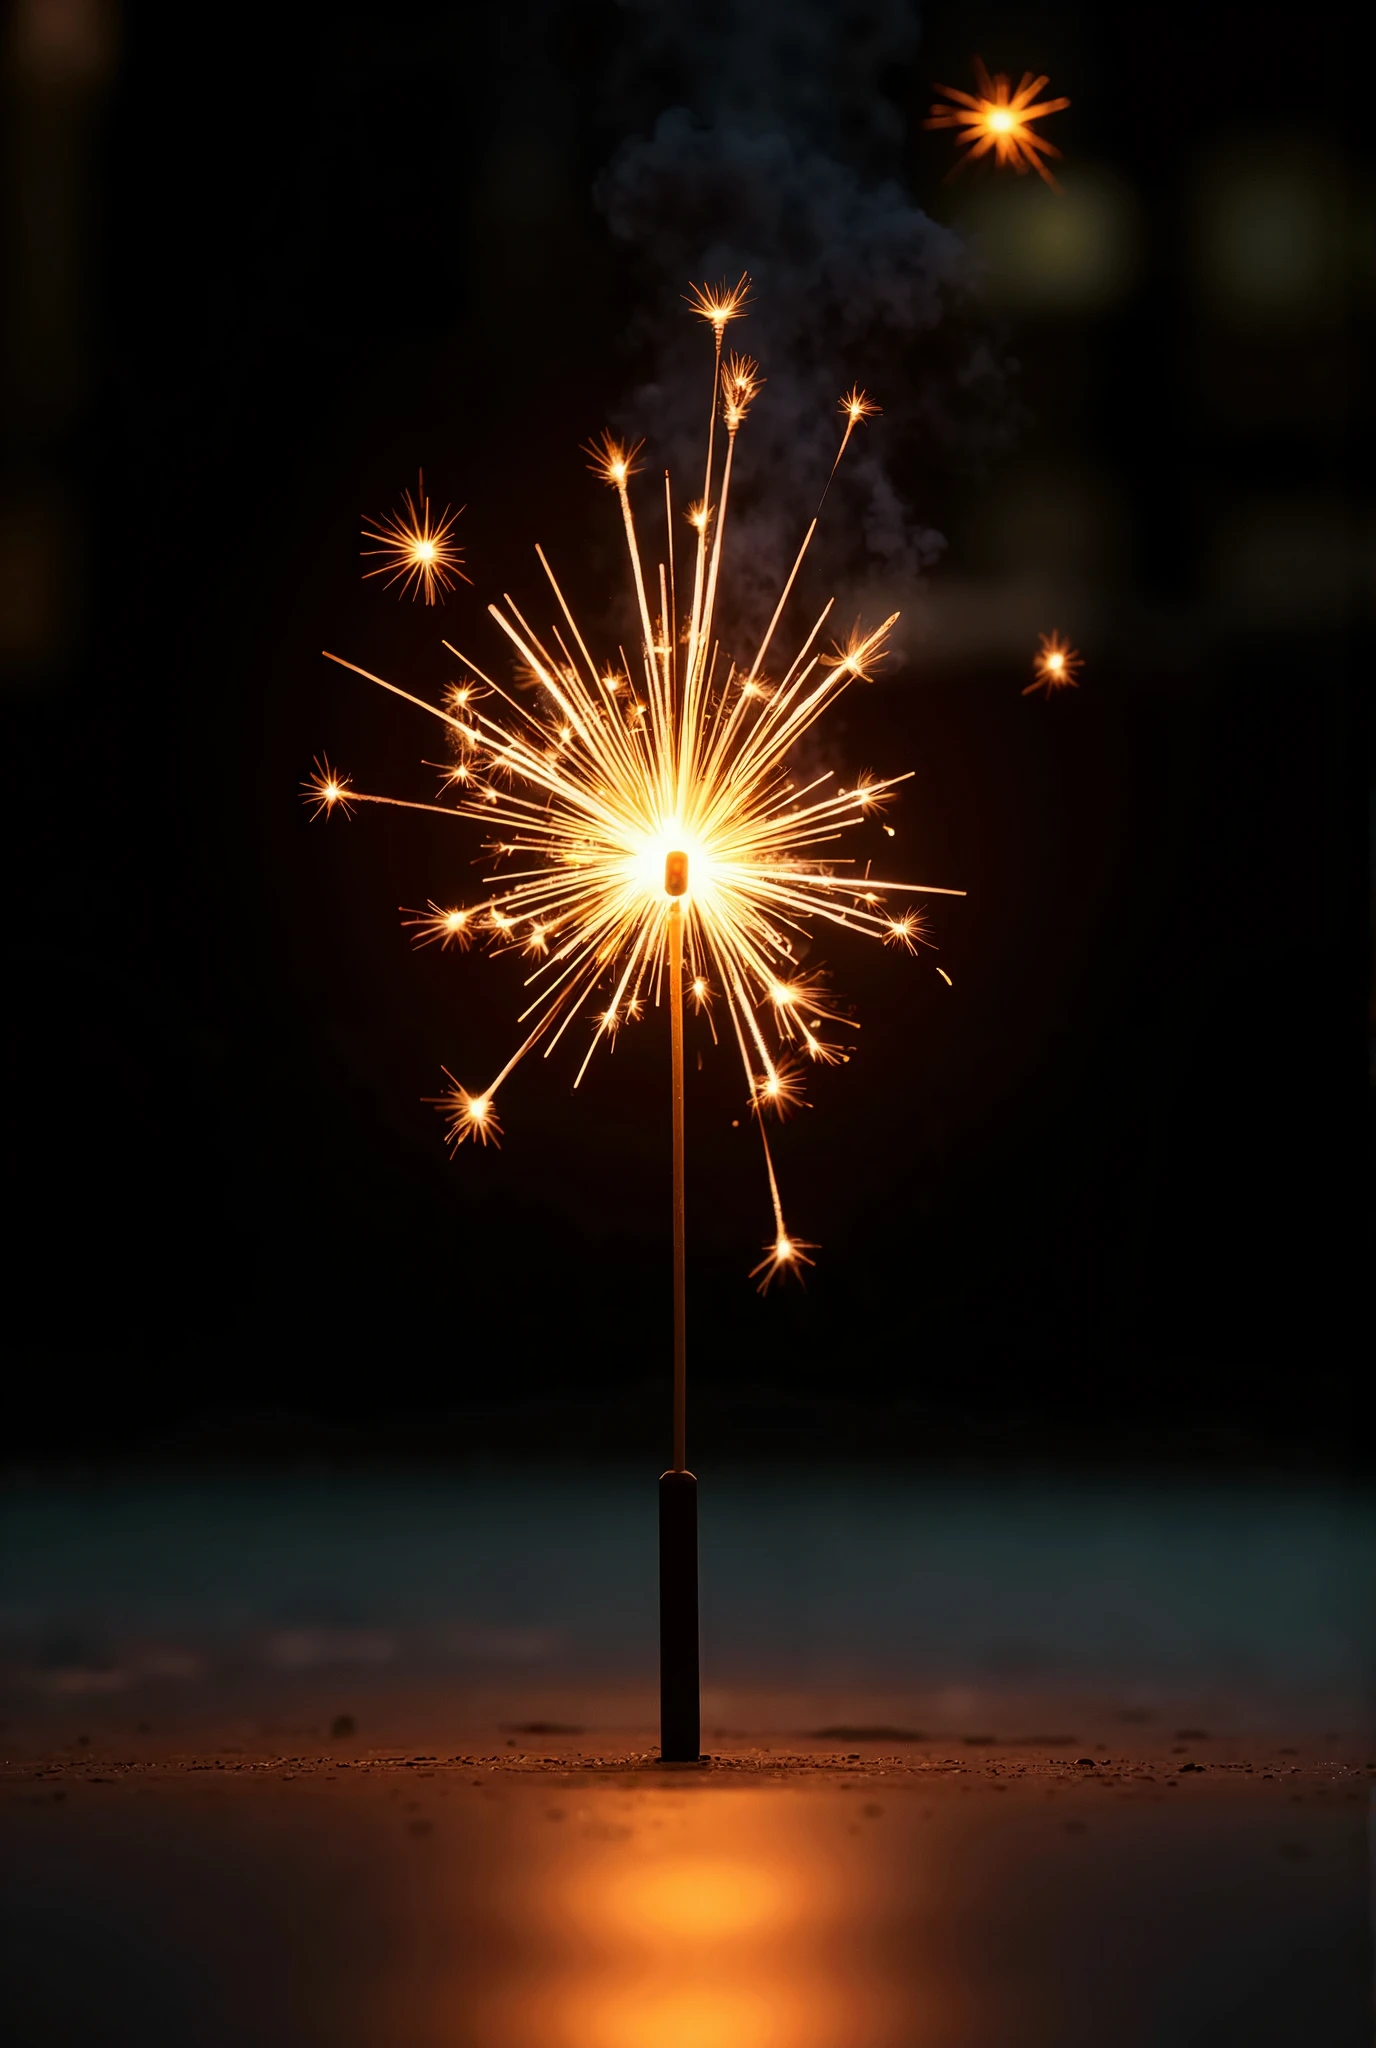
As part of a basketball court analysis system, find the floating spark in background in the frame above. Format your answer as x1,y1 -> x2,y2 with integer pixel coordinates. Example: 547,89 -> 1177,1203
926,58 -> 1070,187
361,472 -> 471,605
1024,631 -> 1083,696
311,285 -> 962,1286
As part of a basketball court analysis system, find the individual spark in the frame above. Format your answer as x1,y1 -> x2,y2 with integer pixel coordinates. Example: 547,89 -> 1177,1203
314,285 -> 965,1281
822,621 -> 894,681
778,984 -> 851,1069
403,901 -> 475,950
839,386 -> 881,427
445,680 -> 488,713
302,755 -> 353,819
847,773 -> 894,814
883,908 -> 932,953
750,1230 -> 819,1291
362,472 -> 471,605
768,969 -> 851,1059
747,1099 -> 820,1294
926,58 -> 1070,187
1023,631 -> 1083,695
752,1057 -> 807,1120
432,1074 -> 501,1148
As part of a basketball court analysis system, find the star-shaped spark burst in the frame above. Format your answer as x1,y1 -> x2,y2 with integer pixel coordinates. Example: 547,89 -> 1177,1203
361,471 -> 471,605
1023,631 -> 1083,696
839,387 -> 881,427
312,283 -> 962,1288
303,755 -> 353,820
926,58 -> 1070,187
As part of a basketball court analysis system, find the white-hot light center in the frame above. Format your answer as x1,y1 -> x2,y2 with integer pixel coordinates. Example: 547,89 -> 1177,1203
630,819 -> 711,905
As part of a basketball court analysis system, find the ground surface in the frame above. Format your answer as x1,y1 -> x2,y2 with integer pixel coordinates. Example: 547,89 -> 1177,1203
4,1465 -> 1371,2043
3,1718 -> 1371,2047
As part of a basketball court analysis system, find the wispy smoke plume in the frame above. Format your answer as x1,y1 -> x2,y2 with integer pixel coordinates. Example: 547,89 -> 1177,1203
596,0 -> 1009,650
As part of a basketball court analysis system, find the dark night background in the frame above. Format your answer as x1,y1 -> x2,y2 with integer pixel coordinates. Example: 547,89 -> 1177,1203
1,0 -> 1368,1466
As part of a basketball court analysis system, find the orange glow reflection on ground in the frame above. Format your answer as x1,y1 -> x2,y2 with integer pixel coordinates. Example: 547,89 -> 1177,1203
465,1787 -> 902,2048
578,1985 -> 795,2048
592,1852 -> 789,1937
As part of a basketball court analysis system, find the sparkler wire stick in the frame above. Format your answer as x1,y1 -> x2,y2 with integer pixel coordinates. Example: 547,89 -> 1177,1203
660,861 -> 699,1761
668,887 -> 688,1474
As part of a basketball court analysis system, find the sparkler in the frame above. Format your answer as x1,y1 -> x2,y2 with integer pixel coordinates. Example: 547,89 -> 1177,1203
311,282 -> 962,1757
311,304 -> 960,1294
926,58 -> 1070,187
1024,630 -> 1083,695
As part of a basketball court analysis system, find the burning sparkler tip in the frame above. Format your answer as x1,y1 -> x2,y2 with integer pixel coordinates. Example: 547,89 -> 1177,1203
683,272 -> 752,332
585,431 -> 646,488
722,351 -> 763,429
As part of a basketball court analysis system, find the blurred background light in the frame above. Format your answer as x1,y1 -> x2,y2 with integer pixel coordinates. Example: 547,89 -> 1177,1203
956,168 -> 1139,312
1212,496 -> 1355,626
971,464 -> 1126,583
0,485 -> 70,668
7,0 -> 118,88
1195,144 -> 1343,325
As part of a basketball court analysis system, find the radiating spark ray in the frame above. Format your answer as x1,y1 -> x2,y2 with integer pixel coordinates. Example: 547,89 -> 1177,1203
321,653 -> 473,735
